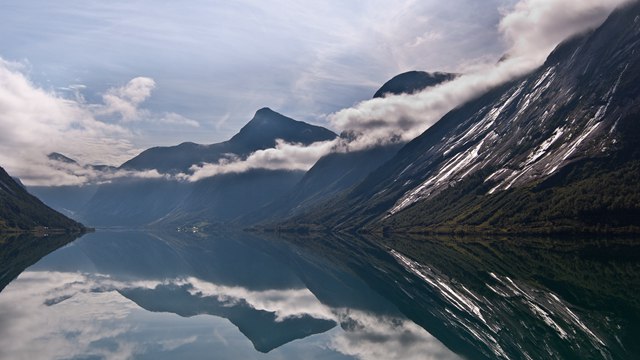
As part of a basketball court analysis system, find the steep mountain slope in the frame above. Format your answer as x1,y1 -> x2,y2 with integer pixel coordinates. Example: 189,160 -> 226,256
0,166 -> 84,232
241,71 -> 454,226
121,107 -> 336,174
80,109 -> 336,227
156,169 -> 305,226
290,2 -> 640,234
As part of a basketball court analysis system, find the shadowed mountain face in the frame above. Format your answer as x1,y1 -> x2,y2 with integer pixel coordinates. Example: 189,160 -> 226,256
121,107 -> 337,174
0,166 -> 84,232
373,71 -> 456,98
290,2 -> 640,234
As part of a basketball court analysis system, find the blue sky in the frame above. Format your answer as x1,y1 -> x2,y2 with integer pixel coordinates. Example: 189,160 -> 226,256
0,0 -> 509,147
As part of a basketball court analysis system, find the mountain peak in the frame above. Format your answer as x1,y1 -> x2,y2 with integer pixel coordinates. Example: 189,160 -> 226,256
255,106 -> 276,115
230,108 -> 337,149
121,108 -> 337,173
373,71 -> 456,98
47,152 -> 78,165
245,107 -> 292,127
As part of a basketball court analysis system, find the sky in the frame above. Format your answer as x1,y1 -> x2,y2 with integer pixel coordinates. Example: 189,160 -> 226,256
0,0 -> 631,185
0,0 -> 510,146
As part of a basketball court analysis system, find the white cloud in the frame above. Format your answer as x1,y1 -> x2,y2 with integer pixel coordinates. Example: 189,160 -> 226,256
99,77 -> 156,121
183,139 -> 339,182
499,0 -> 630,61
157,112 -> 200,127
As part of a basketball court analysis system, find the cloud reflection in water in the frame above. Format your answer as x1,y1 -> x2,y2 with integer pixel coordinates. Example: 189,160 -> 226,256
0,270 -> 459,360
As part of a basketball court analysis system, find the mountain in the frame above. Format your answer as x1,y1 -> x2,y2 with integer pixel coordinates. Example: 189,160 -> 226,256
79,108 -> 337,227
121,107 -> 336,174
158,169 -> 304,227
47,152 -> 77,164
0,166 -> 84,232
373,71 -> 456,98
241,71 -> 454,226
286,2 -> 640,235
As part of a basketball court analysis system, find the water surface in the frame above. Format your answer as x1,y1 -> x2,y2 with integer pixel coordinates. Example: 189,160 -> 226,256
0,230 -> 637,359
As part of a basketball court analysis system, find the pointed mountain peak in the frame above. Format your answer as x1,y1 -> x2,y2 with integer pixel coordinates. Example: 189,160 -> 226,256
47,152 -> 78,164
246,107 -> 293,127
230,108 -> 337,149
255,106 -> 277,115
373,71 -> 456,98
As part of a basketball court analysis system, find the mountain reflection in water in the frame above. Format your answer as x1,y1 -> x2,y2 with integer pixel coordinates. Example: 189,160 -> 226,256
0,230 -> 637,360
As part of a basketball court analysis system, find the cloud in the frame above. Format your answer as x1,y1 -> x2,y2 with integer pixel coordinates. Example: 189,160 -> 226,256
499,0 -> 630,61
182,276 -> 461,359
182,139 -> 339,182
157,112 -> 200,127
99,77 -> 156,121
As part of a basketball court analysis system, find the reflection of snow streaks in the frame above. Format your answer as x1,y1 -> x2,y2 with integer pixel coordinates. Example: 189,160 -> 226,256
390,248 -> 614,360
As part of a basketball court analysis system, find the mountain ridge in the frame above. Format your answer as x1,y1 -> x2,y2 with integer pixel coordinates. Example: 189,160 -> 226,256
121,107 -> 337,174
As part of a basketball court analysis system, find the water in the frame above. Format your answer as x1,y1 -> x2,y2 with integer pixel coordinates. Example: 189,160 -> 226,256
0,230 -> 638,359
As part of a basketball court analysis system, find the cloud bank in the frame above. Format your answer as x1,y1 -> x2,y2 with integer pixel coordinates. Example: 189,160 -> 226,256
183,139 -> 339,182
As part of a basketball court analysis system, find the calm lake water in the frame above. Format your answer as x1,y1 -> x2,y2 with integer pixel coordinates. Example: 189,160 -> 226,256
0,230 -> 638,359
